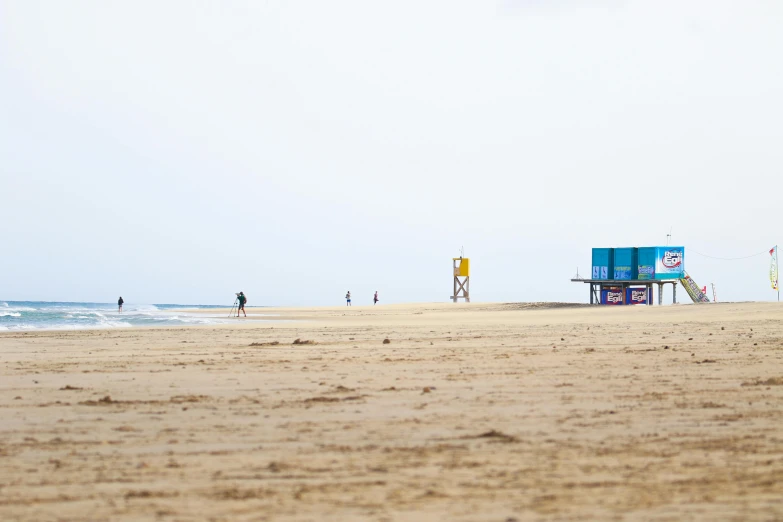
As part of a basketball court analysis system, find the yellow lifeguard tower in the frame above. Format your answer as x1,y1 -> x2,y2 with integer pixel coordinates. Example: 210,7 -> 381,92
451,256 -> 470,303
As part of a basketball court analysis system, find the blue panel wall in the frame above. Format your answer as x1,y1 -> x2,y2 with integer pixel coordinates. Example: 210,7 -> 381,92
591,248 -> 614,280
637,247 -> 657,280
613,247 -> 638,280
590,245 -> 686,282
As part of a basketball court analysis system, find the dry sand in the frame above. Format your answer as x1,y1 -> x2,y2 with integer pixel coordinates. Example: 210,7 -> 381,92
1,301 -> 782,521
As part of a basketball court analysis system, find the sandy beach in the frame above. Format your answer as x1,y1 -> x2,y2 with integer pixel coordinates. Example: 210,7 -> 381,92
1,301 -> 782,521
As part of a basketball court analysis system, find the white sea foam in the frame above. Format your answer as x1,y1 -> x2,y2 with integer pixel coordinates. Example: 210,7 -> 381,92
0,300 -> 234,331
57,321 -> 133,330
132,304 -> 160,312
171,316 -> 216,324
99,321 -> 133,328
14,324 -> 36,330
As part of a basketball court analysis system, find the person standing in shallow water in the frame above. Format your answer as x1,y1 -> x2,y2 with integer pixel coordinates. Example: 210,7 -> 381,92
118,297 -> 124,313
345,291 -> 351,306
236,291 -> 247,317
374,291 -> 379,305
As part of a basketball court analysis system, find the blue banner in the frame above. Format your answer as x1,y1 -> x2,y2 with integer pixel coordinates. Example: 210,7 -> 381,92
626,287 -> 649,305
601,289 -> 624,305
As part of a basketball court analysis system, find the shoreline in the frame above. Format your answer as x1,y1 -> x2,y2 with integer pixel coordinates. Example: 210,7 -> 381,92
0,301 -> 282,334
3,299 -> 779,335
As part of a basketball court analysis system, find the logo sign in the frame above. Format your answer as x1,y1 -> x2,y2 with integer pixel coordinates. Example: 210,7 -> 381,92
602,290 -> 623,305
638,265 -> 654,280
592,266 -> 600,279
655,247 -> 685,278
662,250 -> 682,268
628,288 -> 648,304
600,266 -> 608,279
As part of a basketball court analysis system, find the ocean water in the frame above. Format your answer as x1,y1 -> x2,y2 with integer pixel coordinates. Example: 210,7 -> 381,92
0,301 -> 237,331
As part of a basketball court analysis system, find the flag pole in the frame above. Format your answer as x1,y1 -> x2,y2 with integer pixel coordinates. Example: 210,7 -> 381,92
770,245 -> 780,301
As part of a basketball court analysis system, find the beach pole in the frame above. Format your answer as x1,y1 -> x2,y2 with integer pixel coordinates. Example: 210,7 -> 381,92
769,245 -> 780,303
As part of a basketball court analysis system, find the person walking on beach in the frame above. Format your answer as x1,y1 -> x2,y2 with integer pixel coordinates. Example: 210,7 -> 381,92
373,291 -> 379,305
236,291 -> 247,317
345,291 -> 351,306
118,296 -> 124,313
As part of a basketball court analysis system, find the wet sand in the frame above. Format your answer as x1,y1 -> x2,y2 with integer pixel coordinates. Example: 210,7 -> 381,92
1,301 -> 782,521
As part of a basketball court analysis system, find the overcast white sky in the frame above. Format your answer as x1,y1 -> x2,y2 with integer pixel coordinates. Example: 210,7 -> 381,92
1,1 -> 780,306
